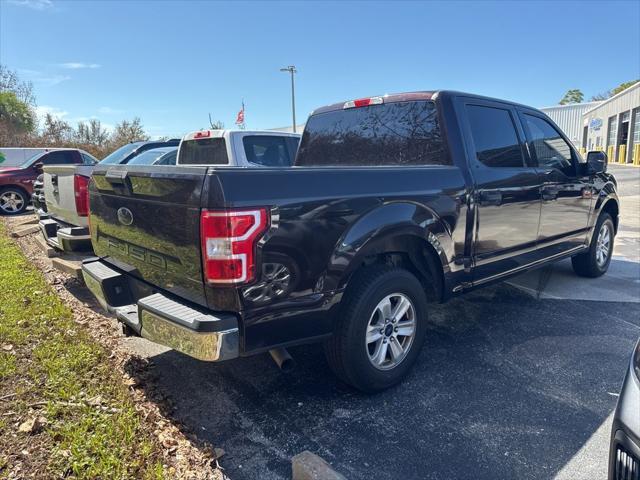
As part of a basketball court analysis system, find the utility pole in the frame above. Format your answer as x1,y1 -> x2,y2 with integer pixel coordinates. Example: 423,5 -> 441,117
280,65 -> 297,132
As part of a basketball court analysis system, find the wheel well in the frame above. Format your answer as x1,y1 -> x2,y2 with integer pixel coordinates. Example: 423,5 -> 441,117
354,235 -> 444,302
601,200 -> 619,233
0,184 -> 29,196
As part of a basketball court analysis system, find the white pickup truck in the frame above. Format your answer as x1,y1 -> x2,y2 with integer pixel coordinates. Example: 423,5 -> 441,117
39,130 -> 300,252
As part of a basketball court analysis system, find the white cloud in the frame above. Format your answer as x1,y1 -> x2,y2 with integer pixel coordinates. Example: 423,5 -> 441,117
7,0 -> 52,10
97,106 -> 124,115
18,68 -> 70,86
59,62 -> 101,70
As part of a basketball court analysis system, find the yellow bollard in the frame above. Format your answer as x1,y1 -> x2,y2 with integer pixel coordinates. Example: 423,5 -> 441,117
607,145 -> 614,161
634,144 -> 640,166
580,147 -> 586,156
618,144 -> 627,164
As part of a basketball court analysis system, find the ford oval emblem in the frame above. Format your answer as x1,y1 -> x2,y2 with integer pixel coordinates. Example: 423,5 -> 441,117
117,207 -> 134,226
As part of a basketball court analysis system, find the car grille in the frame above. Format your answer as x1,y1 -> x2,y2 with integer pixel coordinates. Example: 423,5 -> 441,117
615,446 -> 640,480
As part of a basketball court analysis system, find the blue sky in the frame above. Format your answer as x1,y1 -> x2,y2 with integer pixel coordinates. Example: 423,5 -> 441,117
1,0 -> 639,138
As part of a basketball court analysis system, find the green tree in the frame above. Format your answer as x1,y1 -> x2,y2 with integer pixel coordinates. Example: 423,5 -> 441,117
41,113 -> 72,144
559,89 -> 584,105
77,119 -> 109,148
590,79 -> 639,101
0,65 -> 36,106
611,79 -> 639,96
109,117 -> 149,148
0,91 -> 36,134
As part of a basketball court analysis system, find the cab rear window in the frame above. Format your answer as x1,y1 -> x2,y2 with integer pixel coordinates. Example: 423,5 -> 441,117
296,100 -> 449,167
178,138 -> 228,165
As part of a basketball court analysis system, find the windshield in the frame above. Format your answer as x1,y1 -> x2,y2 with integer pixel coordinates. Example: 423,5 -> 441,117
100,142 -> 144,164
127,148 -> 176,165
19,151 -> 47,168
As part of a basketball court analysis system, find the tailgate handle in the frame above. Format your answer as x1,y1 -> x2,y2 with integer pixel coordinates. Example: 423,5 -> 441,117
105,170 -> 128,185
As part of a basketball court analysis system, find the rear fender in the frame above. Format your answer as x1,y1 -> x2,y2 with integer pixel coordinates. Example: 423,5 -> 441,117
326,202 -> 453,292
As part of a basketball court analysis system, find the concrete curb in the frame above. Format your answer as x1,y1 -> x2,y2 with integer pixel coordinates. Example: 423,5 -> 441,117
292,451 -> 346,480
34,234 -> 57,258
51,257 -> 82,279
10,224 -> 39,238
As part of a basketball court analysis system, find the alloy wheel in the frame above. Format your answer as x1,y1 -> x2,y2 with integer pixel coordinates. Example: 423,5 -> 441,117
365,293 -> 416,370
0,191 -> 25,214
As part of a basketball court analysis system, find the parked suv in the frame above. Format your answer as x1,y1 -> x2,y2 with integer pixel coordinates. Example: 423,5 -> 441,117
82,91 -> 618,392
0,148 -> 95,215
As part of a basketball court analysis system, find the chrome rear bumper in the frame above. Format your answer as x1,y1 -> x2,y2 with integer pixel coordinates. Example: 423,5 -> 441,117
82,259 -> 239,362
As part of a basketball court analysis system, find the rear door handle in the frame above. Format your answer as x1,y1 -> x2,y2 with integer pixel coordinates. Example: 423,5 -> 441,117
478,191 -> 502,206
541,185 -> 561,200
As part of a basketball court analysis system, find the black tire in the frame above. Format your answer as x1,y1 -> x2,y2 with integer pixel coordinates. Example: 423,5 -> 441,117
0,187 -> 28,215
571,213 -> 614,278
324,266 -> 428,393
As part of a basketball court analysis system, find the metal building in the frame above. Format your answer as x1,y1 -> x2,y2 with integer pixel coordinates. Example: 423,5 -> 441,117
540,101 -> 602,147
582,82 -> 640,165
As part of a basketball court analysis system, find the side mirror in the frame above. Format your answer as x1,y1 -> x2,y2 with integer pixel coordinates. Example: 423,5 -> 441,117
33,162 -> 44,173
586,151 -> 607,175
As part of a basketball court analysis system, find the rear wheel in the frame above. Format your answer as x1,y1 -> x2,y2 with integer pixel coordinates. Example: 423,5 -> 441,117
324,266 -> 428,392
572,212 -> 614,277
0,187 -> 28,215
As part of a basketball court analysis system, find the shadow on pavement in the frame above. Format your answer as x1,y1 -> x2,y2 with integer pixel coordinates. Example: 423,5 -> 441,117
126,284 -> 640,480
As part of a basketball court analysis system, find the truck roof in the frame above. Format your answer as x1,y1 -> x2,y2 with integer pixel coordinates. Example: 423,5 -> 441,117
311,90 -> 545,116
181,129 -> 301,141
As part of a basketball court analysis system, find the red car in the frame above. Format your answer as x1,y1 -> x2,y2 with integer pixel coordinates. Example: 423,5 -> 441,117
0,148 -> 96,215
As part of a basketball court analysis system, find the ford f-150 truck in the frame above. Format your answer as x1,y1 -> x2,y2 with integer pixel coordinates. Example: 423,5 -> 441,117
82,91 -> 619,392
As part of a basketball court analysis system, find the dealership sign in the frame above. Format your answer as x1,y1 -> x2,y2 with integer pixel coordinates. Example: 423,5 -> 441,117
589,118 -> 603,130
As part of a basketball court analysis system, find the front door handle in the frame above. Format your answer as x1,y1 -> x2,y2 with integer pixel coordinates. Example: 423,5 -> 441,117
478,190 -> 502,206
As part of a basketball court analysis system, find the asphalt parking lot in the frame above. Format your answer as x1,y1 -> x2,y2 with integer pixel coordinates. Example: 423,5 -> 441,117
114,164 -> 640,479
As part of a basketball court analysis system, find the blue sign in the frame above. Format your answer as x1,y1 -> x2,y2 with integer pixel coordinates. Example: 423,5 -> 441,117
589,118 -> 603,130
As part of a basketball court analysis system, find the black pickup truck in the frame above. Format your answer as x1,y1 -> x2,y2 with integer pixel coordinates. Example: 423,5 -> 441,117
82,91 -> 619,392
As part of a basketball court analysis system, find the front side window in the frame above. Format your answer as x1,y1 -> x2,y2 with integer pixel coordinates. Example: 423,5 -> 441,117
466,105 -> 525,168
524,114 -> 574,172
296,100 -> 448,167
178,138 -> 228,165
243,136 -> 292,167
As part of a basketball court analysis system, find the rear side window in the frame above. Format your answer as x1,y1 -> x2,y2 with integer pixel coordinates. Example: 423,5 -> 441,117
41,151 -> 77,165
178,138 -> 228,165
156,150 -> 177,165
81,152 -> 97,165
466,105 -> 525,168
243,136 -> 292,167
296,101 -> 448,167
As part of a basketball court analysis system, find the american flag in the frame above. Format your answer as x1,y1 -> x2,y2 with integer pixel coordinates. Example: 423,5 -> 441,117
235,102 -> 245,127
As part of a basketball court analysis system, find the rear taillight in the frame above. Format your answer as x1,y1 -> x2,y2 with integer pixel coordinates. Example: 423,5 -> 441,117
74,174 -> 90,217
200,208 -> 269,284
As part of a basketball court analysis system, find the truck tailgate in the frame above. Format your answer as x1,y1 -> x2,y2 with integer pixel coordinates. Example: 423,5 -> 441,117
44,165 -> 92,227
89,165 -> 209,307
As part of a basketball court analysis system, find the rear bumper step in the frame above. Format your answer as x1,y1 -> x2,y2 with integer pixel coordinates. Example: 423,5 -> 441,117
39,219 -> 92,252
82,259 -> 239,362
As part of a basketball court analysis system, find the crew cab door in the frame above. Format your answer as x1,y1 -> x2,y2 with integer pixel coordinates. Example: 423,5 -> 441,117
518,110 -> 592,254
457,98 -> 542,281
